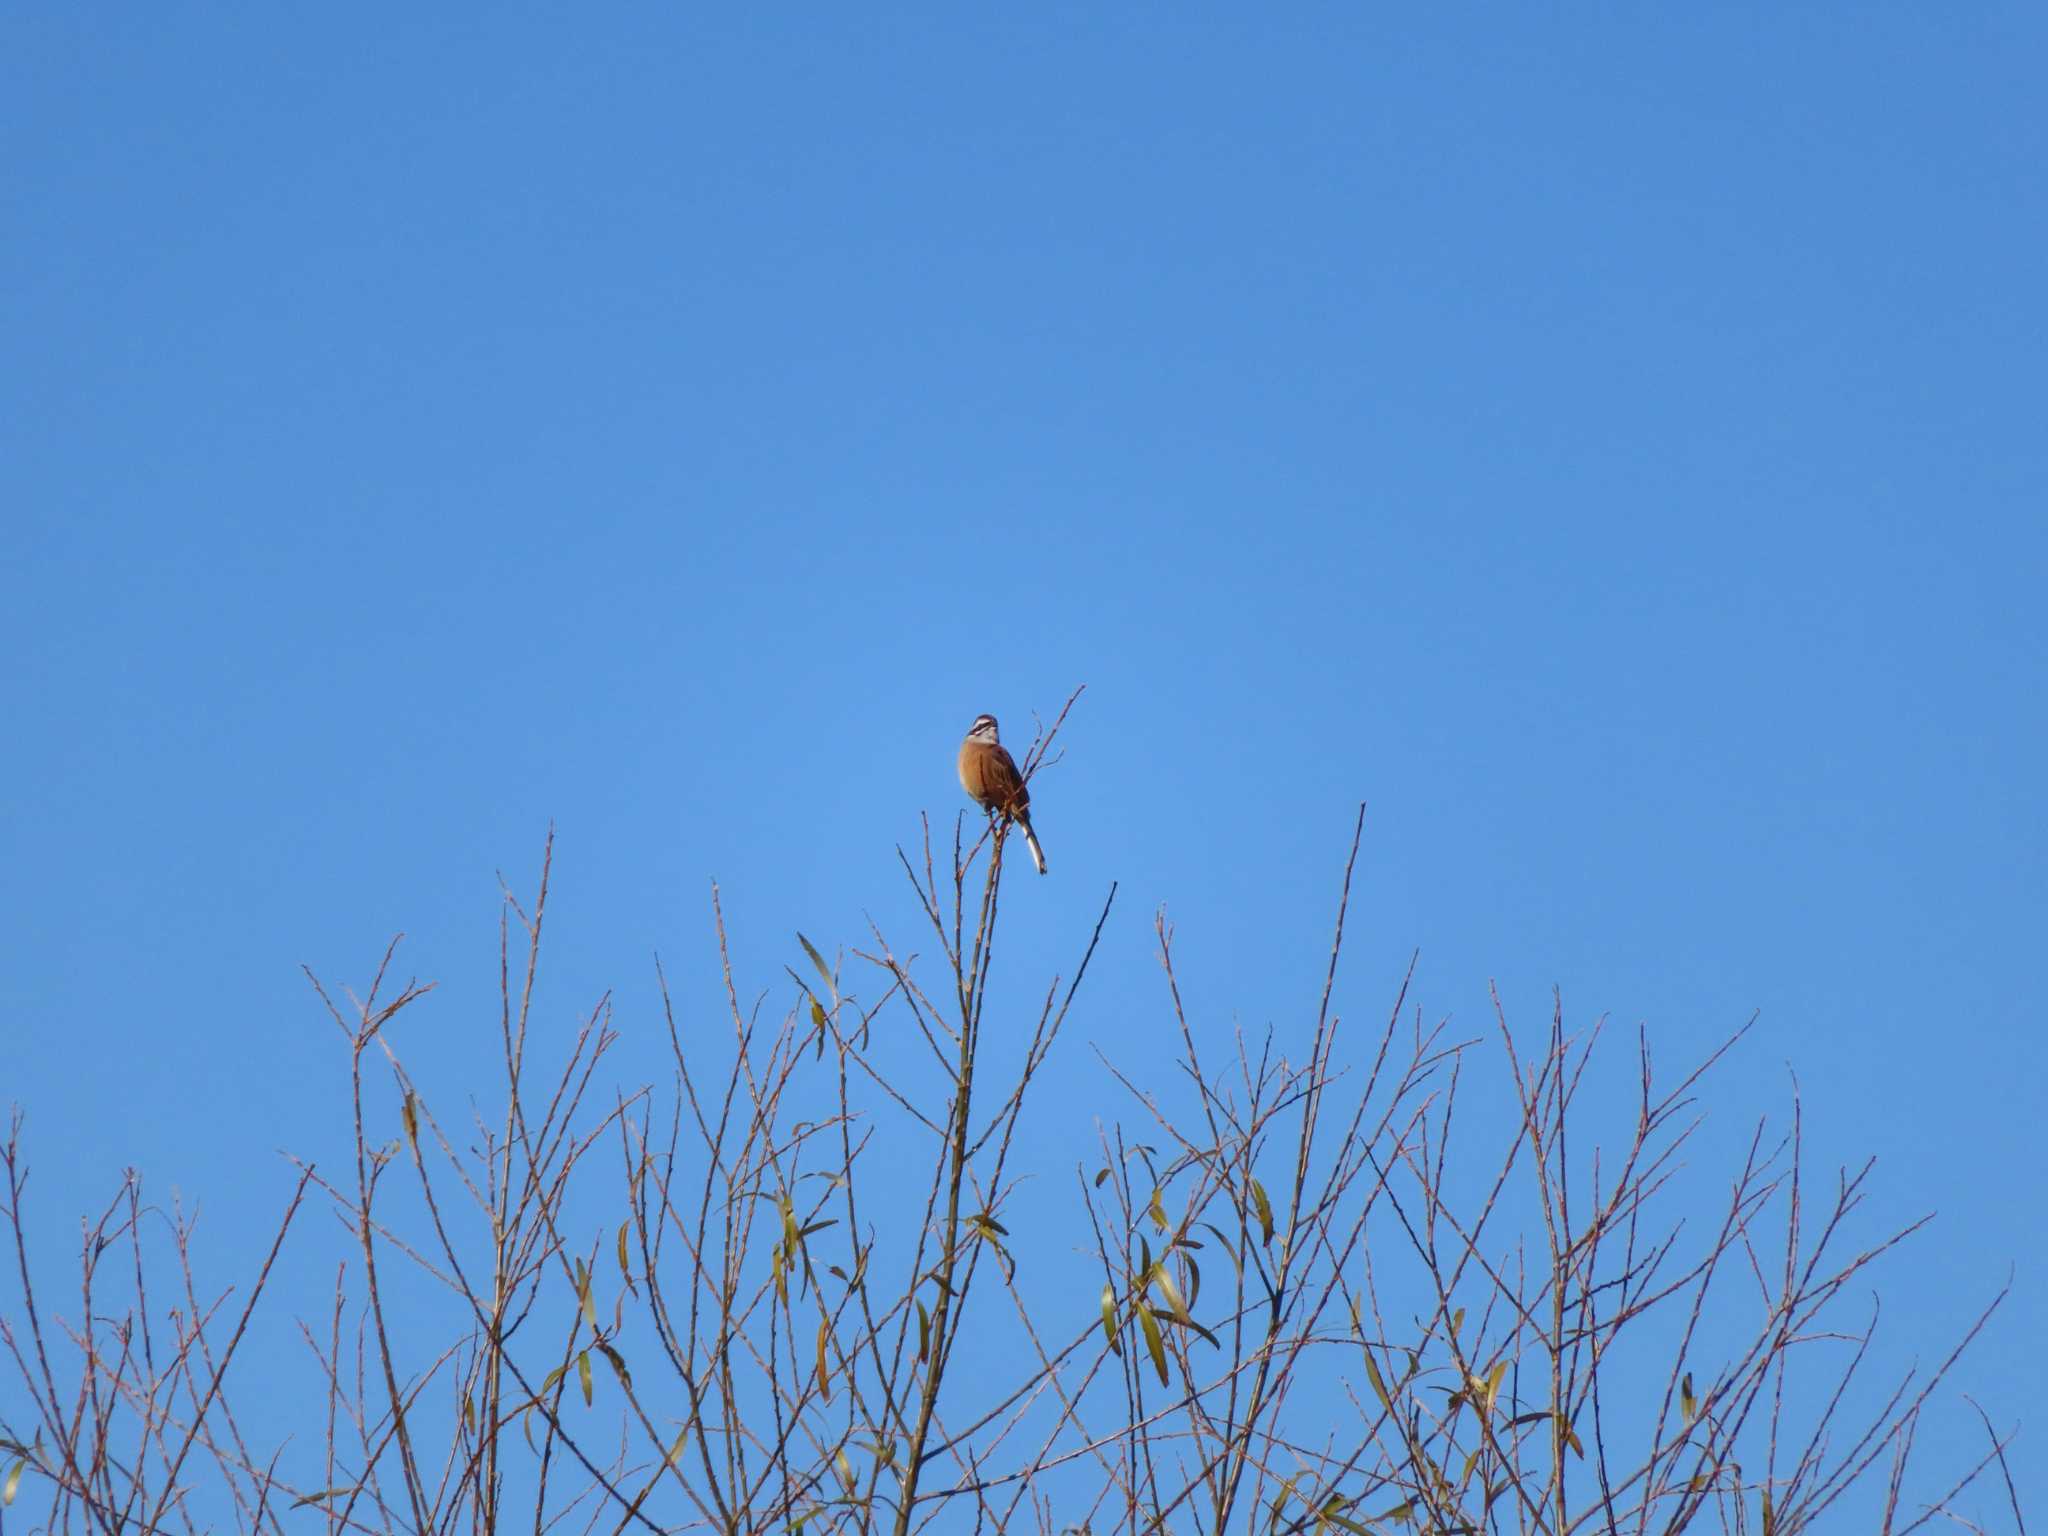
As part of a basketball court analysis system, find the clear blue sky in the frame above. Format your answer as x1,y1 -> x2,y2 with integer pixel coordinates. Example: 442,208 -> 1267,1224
4,5 -> 2042,1522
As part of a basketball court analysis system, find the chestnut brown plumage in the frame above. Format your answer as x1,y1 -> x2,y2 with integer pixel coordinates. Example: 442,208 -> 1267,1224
957,713 -> 1047,875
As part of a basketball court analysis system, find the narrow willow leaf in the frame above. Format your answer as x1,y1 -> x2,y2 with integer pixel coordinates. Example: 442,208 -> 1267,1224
1196,1228 -> 1236,1277
667,1426 -> 688,1467
595,1339 -> 632,1391
1485,1359 -> 1508,1413
400,1093 -> 418,1152
1363,1349 -> 1390,1408
916,1299 -> 931,1363
1249,1178 -> 1274,1245
289,1487 -> 354,1510
1268,1475 -> 1298,1532
2,1459 -> 22,1507
576,1258 -> 596,1327
815,1319 -> 832,1403
836,1447 -> 855,1492
1137,1300 -> 1169,1386
541,1363 -> 566,1397
463,1392 -> 475,1432
1147,1186 -> 1168,1234
1100,1283 -> 1123,1356
1450,1305 -> 1465,1340
1094,1166 -> 1111,1187
796,932 -> 834,996
577,1350 -> 593,1405
617,1220 -> 632,1281
1681,1370 -> 1697,1424
1151,1263 -> 1190,1322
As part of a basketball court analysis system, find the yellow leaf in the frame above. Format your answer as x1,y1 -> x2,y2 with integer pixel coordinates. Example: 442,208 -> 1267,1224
577,1349 -> 593,1406
1681,1370 -> 1697,1424
1100,1283 -> 1123,1356
815,1318 -> 832,1403
617,1219 -> 632,1281
400,1092 -> 418,1151
2,1458 -> 22,1508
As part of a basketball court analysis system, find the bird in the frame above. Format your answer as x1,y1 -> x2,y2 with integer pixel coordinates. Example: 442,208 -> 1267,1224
957,713 -> 1048,875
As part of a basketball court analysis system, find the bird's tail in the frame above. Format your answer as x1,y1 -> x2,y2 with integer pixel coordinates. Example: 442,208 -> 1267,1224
1018,815 -> 1048,876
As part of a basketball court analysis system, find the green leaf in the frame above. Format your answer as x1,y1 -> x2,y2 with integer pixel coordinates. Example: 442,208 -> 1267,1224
577,1349 -> 593,1406
1268,1475 -> 1299,1532
916,1298 -> 931,1363
595,1338 -> 633,1392
1449,1305 -> 1464,1341
289,1487 -> 354,1510
1484,1359 -> 1507,1413
796,932 -> 835,997
399,1092 -> 418,1152
1100,1283 -> 1123,1356
815,1319 -> 832,1403
1150,1263 -> 1190,1323
541,1363 -> 566,1398
1196,1220 -> 1245,1277
1363,1349 -> 1390,1409
575,1258 -> 596,1327
1136,1300 -> 1170,1387
1249,1178 -> 1274,1245
617,1219 -> 632,1281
